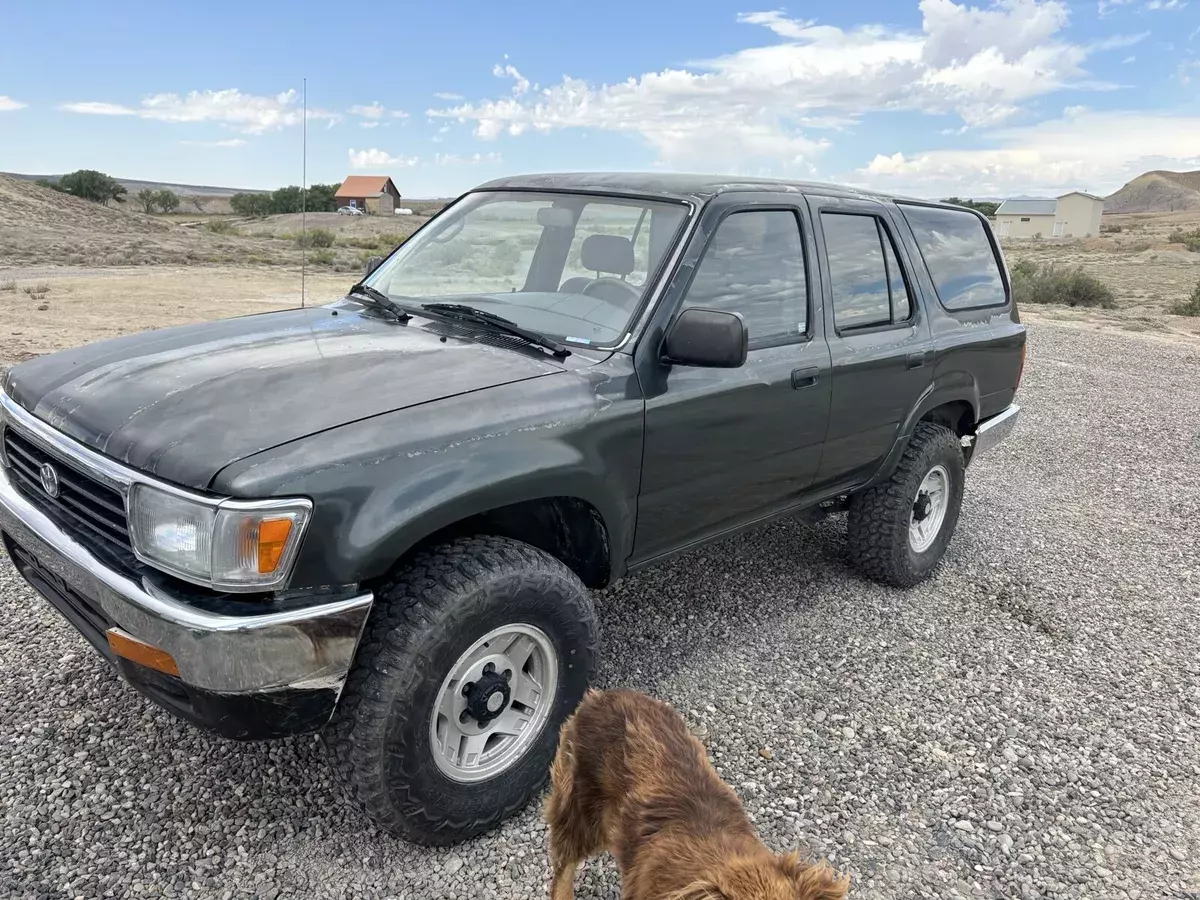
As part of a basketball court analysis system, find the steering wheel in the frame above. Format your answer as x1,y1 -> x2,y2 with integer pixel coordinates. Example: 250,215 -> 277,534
581,277 -> 640,305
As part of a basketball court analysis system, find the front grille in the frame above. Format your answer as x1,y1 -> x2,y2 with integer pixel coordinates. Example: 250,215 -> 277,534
2,426 -> 135,562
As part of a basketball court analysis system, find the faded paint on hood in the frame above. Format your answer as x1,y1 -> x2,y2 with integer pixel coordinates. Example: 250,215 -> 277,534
3,307 -> 564,490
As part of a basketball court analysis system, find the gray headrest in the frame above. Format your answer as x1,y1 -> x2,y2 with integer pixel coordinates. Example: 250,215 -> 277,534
580,234 -> 635,276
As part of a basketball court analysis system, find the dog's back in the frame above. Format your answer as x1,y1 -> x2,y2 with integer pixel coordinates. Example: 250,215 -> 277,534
545,688 -> 849,900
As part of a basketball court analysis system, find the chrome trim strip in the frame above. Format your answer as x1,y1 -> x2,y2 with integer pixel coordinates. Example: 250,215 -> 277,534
0,460 -> 373,694
0,389 -> 311,592
972,403 -> 1020,457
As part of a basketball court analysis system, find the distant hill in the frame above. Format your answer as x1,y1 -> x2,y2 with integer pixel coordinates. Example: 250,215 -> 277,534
1,172 -> 266,197
1104,170 -> 1200,214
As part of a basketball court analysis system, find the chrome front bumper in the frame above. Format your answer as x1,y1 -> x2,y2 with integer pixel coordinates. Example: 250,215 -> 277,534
971,403 -> 1021,457
0,460 -> 373,700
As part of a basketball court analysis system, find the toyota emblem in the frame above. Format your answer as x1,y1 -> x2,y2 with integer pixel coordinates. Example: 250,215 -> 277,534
38,462 -> 60,499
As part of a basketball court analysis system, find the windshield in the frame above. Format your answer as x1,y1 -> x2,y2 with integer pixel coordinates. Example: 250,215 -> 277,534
363,190 -> 690,347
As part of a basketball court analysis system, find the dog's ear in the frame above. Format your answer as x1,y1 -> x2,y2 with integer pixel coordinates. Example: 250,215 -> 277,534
664,880 -> 729,900
779,852 -> 850,900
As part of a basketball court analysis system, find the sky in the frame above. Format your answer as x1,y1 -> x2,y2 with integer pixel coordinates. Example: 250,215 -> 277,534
0,0 -> 1198,199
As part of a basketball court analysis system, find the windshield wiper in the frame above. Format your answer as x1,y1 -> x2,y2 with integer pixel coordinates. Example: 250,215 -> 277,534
347,284 -> 411,322
421,303 -> 571,358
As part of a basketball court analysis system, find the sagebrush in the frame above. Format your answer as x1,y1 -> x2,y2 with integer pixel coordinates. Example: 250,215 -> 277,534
1172,278 -> 1200,317
1009,260 -> 1116,309
1167,228 -> 1200,252
297,229 -> 335,249
204,219 -> 240,236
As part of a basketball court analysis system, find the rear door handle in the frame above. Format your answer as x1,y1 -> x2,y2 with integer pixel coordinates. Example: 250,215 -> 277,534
907,351 -> 930,370
792,366 -> 820,390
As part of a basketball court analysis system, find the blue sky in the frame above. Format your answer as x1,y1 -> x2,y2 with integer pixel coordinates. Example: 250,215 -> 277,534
1,0 -> 1198,199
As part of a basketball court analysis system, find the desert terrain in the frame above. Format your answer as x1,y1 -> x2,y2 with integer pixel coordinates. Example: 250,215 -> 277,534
2,171 -> 1200,370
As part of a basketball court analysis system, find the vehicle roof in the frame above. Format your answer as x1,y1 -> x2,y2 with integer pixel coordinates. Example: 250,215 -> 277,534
473,172 -> 936,206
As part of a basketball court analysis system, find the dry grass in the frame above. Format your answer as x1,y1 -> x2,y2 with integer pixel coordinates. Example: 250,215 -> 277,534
1000,208 -> 1200,336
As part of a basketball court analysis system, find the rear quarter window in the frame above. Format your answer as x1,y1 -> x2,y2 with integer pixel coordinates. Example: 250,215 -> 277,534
899,204 -> 1008,310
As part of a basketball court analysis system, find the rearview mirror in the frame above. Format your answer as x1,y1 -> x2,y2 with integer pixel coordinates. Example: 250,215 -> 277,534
662,308 -> 748,368
536,207 -> 575,228
364,255 -> 384,278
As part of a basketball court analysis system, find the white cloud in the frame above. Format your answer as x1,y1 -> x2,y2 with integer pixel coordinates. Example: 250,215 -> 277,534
1123,55 -> 1137,62
360,121 -> 380,129
348,148 -> 419,169
427,0 -> 1106,169
434,92 -> 464,101
492,64 -> 531,95
349,102 -> 386,119
434,152 -> 503,166
856,109 -> 1200,196
181,138 -> 247,148
1146,0 -> 1186,9
61,89 -> 338,132
61,101 -> 132,115
1180,59 -> 1200,82
0,95 -> 27,112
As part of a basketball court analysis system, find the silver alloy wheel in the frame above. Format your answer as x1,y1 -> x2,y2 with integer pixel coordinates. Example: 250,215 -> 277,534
909,464 -> 950,554
430,623 -> 558,783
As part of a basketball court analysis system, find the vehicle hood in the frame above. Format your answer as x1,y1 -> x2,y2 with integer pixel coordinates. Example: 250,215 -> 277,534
2,307 -> 565,490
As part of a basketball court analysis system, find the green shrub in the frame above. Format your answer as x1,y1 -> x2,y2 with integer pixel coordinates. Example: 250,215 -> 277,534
1128,240 -> 1152,253
1171,279 -> 1200,317
297,228 -> 335,249
1167,228 -> 1200,252
309,248 -> 336,266
204,219 -> 240,235
1100,223 -> 1123,234
1010,261 -> 1116,309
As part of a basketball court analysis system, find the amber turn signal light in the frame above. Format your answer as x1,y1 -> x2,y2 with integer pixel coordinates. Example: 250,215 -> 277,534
256,517 -> 295,574
107,628 -> 180,677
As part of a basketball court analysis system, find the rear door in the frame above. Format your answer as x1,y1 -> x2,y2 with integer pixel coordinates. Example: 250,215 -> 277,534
806,195 -> 934,491
632,194 -> 832,562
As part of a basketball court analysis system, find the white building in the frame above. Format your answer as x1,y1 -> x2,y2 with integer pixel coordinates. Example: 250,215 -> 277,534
993,192 -> 1106,238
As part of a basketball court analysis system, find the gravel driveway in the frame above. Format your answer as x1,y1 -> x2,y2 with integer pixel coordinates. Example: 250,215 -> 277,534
2,322 -> 1198,900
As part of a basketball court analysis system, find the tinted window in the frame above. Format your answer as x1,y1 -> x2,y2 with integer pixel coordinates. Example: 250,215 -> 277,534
681,210 -> 808,346
882,230 -> 911,321
823,213 -> 913,330
900,204 -> 1007,309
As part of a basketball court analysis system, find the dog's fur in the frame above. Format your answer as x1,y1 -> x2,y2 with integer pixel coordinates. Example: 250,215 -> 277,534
544,689 -> 849,900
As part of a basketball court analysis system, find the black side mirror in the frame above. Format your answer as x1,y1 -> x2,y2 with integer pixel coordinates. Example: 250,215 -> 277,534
662,308 -> 748,368
364,255 -> 384,278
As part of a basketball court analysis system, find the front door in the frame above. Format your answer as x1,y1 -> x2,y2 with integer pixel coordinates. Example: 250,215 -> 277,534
806,195 -> 934,491
632,194 -> 833,563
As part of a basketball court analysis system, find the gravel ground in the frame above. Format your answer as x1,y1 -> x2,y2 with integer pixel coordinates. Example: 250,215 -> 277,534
2,322 -> 1198,900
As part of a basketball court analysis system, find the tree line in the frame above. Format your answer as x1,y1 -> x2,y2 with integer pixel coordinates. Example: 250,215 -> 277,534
229,183 -> 341,218
943,197 -> 1000,218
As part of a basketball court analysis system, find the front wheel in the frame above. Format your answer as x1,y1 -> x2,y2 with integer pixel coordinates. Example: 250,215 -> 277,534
323,536 -> 599,845
846,422 -> 965,588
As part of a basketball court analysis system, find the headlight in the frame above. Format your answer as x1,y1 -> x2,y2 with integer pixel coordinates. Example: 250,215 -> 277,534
128,485 -> 312,591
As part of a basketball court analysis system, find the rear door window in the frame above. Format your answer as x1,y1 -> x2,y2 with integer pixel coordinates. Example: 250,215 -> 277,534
821,212 -> 913,331
899,204 -> 1007,310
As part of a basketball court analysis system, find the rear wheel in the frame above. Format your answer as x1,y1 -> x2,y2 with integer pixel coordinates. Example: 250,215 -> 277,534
847,422 -> 964,588
323,536 -> 599,845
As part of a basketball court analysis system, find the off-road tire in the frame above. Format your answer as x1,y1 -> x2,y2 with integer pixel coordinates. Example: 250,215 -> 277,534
323,536 -> 599,845
847,422 -> 965,588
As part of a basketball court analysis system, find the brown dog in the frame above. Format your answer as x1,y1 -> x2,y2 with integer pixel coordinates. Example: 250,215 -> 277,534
544,689 -> 849,900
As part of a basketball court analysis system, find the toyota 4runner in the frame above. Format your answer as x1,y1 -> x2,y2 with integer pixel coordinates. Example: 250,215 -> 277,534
0,173 -> 1024,844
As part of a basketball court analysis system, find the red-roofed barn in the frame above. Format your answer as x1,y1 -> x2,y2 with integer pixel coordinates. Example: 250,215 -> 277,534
334,175 -> 402,215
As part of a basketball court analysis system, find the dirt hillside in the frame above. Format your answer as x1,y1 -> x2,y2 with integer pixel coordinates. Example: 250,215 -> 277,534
0,175 -> 284,268
1105,170 -> 1200,214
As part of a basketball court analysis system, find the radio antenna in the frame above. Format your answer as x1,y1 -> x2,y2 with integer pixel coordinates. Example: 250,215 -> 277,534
301,76 -> 307,308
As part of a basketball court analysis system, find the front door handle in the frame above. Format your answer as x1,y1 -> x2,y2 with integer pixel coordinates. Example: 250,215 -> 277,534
907,351 -> 930,370
792,366 -> 820,390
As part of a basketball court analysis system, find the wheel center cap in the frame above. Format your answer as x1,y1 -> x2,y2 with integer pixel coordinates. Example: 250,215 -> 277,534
913,493 -> 932,521
464,671 -> 511,726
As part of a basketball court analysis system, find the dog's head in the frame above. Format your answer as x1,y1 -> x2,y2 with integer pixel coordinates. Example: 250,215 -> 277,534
669,851 -> 849,900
